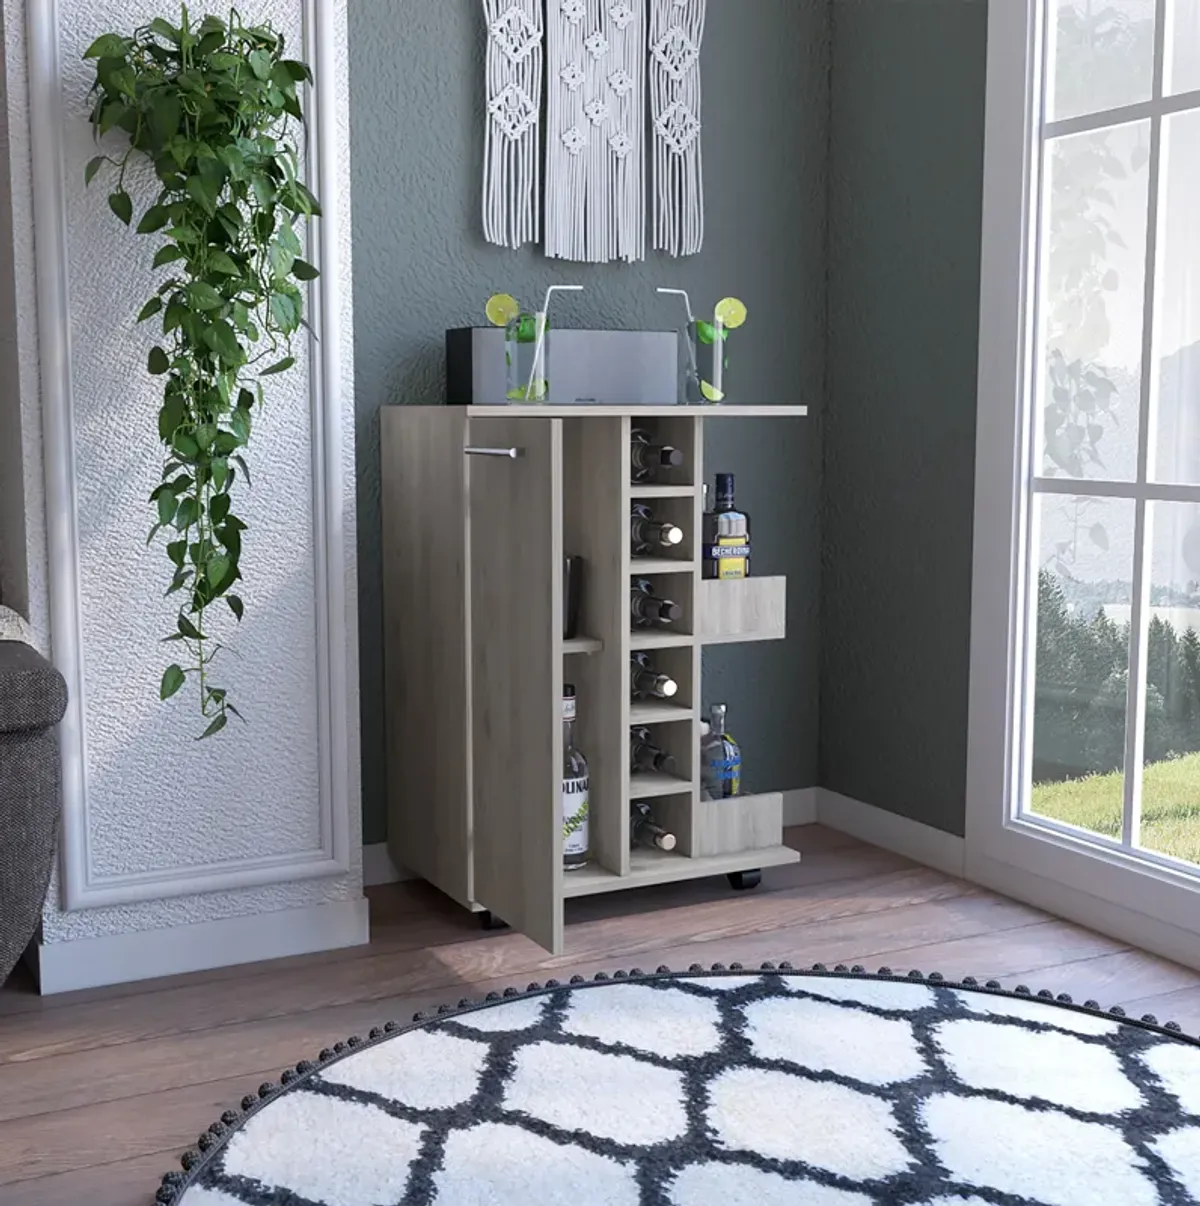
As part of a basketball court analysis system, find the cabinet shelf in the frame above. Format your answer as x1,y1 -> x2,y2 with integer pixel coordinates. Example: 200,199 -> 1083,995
631,557 -> 696,575
630,484 -> 698,499
562,844 -> 801,898
563,635 -> 604,655
629,700 -> 695,725
630,770 -> 693,798
629,630 -> 694,651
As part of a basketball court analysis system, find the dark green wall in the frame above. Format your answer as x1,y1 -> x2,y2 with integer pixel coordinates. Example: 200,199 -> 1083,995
349,2 -> 830,844
821,0 -> 988,835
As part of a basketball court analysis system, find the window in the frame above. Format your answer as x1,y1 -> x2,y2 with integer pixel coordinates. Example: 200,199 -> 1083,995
969,0 -> 1200,954
1023,0 -> 1200,875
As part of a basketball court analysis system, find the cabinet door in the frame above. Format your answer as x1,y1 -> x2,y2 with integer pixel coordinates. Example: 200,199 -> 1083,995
468,417 -> 564,953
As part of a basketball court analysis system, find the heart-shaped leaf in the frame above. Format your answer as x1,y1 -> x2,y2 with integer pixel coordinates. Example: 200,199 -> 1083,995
160,664 -> 186,700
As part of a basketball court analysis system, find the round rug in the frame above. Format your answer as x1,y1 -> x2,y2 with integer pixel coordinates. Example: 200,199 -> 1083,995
160,965 -> 1200,1206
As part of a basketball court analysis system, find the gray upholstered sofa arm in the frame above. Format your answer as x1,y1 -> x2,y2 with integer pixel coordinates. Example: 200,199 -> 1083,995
0,640 -> 68,734
0,616 -> 68,984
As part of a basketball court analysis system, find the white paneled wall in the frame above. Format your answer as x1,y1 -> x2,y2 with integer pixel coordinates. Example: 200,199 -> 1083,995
7,0 -> 365,991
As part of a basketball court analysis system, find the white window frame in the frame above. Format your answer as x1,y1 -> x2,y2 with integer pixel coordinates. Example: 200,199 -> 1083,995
966,0 -> 1200,969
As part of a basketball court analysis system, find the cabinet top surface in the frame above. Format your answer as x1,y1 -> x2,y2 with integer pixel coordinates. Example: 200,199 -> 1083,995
461,404 -> 809,418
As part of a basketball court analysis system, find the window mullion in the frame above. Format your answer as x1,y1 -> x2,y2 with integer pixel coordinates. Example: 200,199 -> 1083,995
1120,0 -> 1169,850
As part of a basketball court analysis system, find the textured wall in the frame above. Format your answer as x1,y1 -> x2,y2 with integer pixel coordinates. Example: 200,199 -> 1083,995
349,0 -> 829,844
0,0 -> 363,944
822,0 -> 987,836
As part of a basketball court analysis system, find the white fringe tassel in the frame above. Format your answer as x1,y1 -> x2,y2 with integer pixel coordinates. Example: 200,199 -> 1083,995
482,0 -> 544,249
545,0 -> 646,263
650,0 -> 705,257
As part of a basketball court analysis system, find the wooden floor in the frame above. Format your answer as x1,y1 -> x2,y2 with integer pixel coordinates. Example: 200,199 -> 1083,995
3,823 -> 1200,1205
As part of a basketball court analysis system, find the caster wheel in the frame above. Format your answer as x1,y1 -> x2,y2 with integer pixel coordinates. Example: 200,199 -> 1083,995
727,869 -> 762,891
479,910 -> 509,931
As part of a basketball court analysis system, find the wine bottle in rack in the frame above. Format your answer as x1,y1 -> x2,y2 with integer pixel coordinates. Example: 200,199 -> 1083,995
630,725 -> 677,775
630,578 -> 681,627
630,652 -> 678,700
562,686 -> 590,871
703,472 -> 752,580
631,503 -> 684,556
630,428 -> 685,483
630,801 -> 677,852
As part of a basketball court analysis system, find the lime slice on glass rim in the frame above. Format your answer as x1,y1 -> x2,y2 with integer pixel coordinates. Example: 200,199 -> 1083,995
700,381 -> 725,403
714,297 -> 748,330
486,293 -> 521,327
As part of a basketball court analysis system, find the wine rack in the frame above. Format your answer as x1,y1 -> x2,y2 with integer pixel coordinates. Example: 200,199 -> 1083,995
381,404 -> 808,955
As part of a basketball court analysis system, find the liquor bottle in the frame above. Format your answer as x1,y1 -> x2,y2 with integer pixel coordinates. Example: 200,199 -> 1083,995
700,702 -> 742,798
562,685 -> 590,871
630,578 -> 681,627
703,473 -> 752,580
631,503 -> 685,555
630,652 -> 678,700
630,801 -> 677,852
630,725 -> 677,775
631,428 -> 685,482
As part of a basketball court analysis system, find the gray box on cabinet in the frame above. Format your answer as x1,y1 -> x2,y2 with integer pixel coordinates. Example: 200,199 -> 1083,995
446,327 -> 679,405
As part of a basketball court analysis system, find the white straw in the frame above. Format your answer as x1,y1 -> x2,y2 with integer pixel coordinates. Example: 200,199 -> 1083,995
526,284 -> 584,402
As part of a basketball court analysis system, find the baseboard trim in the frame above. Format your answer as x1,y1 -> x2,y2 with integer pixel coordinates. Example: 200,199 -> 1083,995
966,850 -> 1200,972
815,788 -> 966,878
782,787 -> 818,827
362,842 -> 415,887
32,897 -> 370,994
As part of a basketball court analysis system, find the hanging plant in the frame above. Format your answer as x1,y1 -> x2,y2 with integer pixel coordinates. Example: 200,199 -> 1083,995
83,6 -> 319,737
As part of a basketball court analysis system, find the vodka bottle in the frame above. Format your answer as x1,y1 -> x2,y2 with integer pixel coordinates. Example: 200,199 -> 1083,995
630,652 -> 679,700
562,686 -> 590,871
630,801 -> 677,852
630,725 -> 677,775
631,503 -> 684,555
701,702 -> 742,798
631,428 -> 685,482
630,578 -> 681,626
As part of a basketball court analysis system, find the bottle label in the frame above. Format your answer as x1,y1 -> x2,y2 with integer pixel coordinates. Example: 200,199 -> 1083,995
563,775 -> 589,856
707,757 -> 742,796
704,538 -> 751,579
563,697 -> 577,721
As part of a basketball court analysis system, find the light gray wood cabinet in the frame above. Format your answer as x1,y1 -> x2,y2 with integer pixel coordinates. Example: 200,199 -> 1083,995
381,405 -> 808,955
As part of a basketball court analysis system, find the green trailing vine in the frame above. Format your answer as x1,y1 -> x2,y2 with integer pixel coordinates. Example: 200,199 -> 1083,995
83,6 -> 320,738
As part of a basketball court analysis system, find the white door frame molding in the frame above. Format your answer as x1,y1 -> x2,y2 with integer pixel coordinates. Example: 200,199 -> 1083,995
27,0 -> 355,910
965,0 -> 1200,968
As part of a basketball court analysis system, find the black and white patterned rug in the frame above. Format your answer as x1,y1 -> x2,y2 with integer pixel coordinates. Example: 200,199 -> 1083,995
160,966 -> 1200,1206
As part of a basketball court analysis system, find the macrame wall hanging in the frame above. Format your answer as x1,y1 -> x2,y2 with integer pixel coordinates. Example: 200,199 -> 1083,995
650,0 -> 706,257
481,0 -> 706,261
482,0 -> 544,249
544,0 -> 646,263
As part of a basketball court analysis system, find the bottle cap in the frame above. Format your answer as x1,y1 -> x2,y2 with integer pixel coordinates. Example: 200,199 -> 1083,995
660,447 -> 684,468
563,684 -> 576,698
716,473 -> 735,496
658,600 -> 681,622
659,832 -> 678,852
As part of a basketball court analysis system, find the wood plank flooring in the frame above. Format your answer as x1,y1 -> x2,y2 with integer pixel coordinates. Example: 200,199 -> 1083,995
2,824 -> 1197,1204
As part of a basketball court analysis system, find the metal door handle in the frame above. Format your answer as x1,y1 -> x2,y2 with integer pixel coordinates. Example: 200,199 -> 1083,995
465,446 -> 524,459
